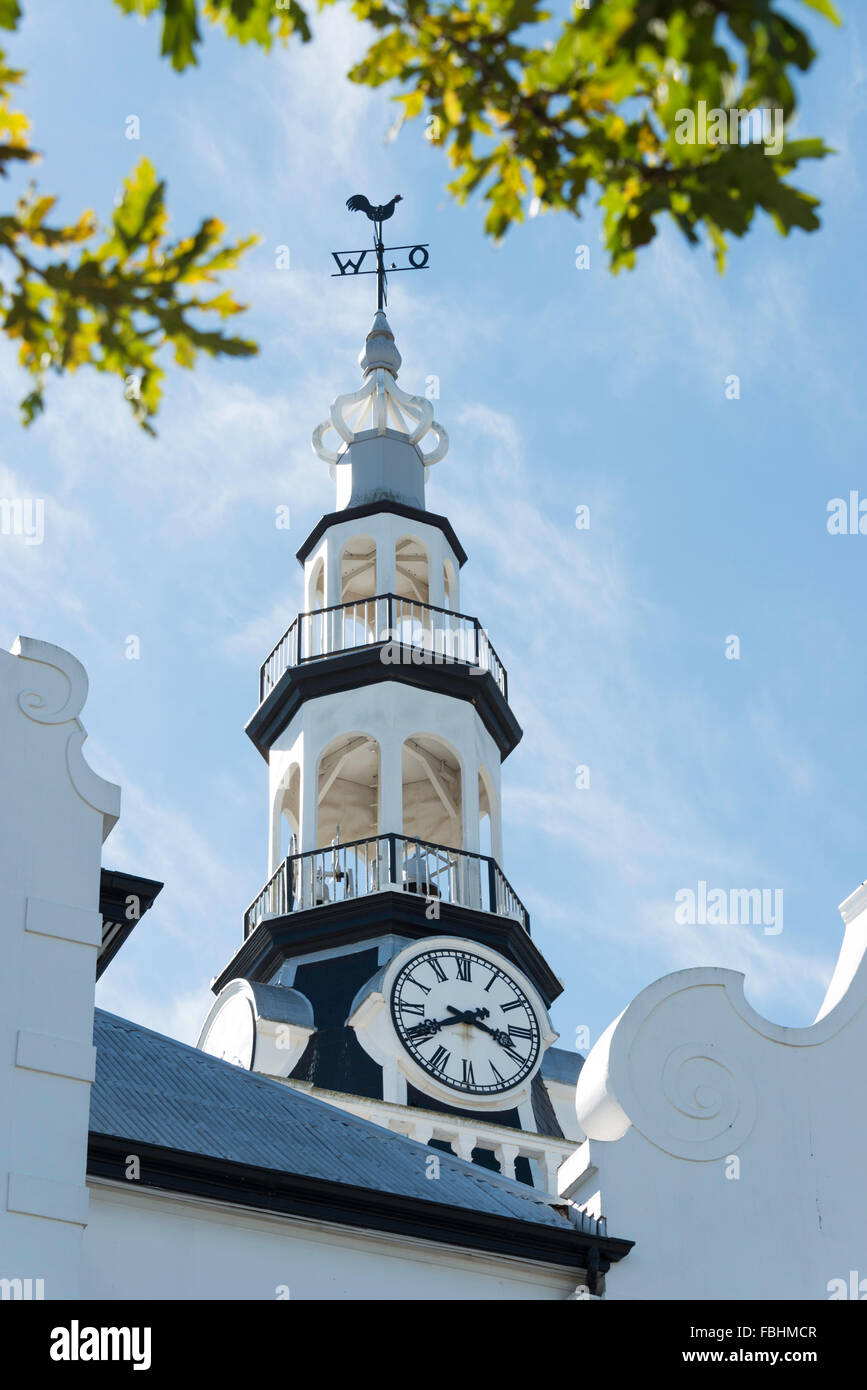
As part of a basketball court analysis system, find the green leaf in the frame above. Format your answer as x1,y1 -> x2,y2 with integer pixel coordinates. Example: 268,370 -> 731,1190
111,0 -> 312,71
799,0 -> 842,25
0,0 -> 21,31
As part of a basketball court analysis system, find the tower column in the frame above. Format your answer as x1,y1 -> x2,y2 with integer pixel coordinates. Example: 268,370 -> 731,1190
379,735 -> 403,845
299,741 -> 318,852
463,761 -> 480,854
462,764 -> 483,908
493,807 -> 503,862
327,543 -> 341,609
268,794 -> 281,875
429,557 -> 446,610
375,536 -> 395,599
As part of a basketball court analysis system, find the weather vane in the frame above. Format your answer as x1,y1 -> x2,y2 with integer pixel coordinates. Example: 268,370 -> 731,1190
332,194 -> 429,310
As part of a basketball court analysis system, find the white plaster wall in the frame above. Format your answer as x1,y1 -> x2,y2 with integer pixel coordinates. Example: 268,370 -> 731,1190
83,1183 -> 577,1301
0,639 -> 119,1300
566,887 -> 867,1300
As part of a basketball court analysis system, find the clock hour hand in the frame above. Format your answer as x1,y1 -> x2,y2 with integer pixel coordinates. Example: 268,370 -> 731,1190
405,1012 -> 475,1040
446,1005 -> 517,1051
405,1019 -> 442,1039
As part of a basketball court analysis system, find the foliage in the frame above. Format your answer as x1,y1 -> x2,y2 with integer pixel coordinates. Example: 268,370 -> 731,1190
343,0 -> 840,266
119,0 -> 839,268
0,9 -> 256,431
0,0 -> 842,428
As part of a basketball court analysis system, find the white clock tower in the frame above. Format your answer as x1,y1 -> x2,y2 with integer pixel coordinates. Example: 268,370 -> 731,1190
198,307 -> 583,1192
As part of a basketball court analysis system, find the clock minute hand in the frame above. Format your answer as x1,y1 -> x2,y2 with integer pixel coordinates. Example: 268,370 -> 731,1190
446,1005 -> 489,1025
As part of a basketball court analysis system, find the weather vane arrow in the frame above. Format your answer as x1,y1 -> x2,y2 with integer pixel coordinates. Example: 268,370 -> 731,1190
331,193 -> 429,310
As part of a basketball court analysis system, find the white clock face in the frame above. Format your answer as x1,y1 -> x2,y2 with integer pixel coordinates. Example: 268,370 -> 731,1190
200,994 -> 255,1069
390,945 -> 542,1099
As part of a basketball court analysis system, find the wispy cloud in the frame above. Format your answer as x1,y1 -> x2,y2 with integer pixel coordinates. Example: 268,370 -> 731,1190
435,391 -> 838,1025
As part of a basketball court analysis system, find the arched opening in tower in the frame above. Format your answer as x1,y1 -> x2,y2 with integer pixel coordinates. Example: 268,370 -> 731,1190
275,763 -> 301,862
478,768 -> 494,860
394,535 -> 430,606
334,535 -> 380,652
402,734 -> 462,850
316,733 -> 380,850
394,535 -> 432,654
340,536 -> 377,605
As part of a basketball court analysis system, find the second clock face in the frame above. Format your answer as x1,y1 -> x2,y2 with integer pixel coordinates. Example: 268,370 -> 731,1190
390,945 -> 542,1098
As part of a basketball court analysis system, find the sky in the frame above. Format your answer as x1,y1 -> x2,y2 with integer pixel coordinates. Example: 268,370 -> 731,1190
2,0 -> 866,1058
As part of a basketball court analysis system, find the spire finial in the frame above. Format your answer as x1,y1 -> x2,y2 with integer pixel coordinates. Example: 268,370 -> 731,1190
311,308 -> 448,469
316,197 -> 445,475
358,310 -> 402,379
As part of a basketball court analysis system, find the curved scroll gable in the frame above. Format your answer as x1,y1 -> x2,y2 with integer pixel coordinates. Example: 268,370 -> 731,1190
11,635 -> 89,724
814,882 -> 867,1025
66,726 -> 121,841
576,920 -> 867,1163
10,635 -> 121,842
576,970 -> 758,1161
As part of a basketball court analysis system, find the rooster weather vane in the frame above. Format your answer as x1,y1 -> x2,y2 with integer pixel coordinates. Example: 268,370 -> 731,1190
332,193 -> 429,310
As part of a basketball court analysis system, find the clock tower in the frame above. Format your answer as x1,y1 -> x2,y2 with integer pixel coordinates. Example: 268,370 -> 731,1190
198,307 -> 583,1191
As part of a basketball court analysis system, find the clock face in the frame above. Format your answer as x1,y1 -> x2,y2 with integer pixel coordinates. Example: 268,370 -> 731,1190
200,994 -> 255,1070
390,945 -> 542,1098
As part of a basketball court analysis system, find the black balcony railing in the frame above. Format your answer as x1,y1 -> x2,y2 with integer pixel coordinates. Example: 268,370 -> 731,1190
244,834 -> 529,937
259,594 -> 507,704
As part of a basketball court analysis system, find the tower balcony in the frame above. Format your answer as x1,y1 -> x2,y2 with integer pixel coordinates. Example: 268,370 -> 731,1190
244,834 -> 529,938
259,594 -> 508,705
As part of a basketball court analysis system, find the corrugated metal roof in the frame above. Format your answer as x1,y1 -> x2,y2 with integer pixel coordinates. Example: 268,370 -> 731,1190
90,1009 -> 587,1232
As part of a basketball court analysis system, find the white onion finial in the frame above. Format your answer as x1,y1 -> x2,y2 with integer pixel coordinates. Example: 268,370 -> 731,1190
312,314 -> 448,467
358,311 -> 402,378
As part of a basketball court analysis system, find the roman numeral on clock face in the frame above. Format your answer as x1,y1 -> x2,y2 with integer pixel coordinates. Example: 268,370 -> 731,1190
461,1059 -> 475,1086
406,975 -> 430,995
429,1045 -> 450,1073
500,999 -> 524,1012
508,1024 -> 532,1040
455,956 -> 472,981
400,1001 -> 425,1016
429,958 -> 448,983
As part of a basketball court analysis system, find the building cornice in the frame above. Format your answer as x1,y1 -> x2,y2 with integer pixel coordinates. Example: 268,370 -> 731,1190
98,869 -> 164,979
87,1133 -> 633,1274
213,891 -> 563,1008
246,644 -> 522,763
296,501 -> 468,569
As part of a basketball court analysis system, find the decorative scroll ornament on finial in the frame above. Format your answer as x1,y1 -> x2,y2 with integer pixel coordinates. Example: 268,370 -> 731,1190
312,310 -> 449,467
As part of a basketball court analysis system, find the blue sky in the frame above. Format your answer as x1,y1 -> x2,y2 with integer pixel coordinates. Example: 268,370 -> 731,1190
2,0 -> 865,1056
